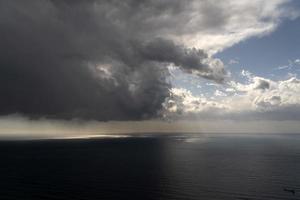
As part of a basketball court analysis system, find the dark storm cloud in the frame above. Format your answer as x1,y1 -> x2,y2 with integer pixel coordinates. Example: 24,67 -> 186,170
0,0 -> 226,120
137,38 -> 226,82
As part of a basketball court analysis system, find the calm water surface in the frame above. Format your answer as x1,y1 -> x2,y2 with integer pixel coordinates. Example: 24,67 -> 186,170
0,133 -> 300,200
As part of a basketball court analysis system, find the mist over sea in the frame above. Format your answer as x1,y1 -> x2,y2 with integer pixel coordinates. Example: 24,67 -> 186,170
0,133 -> 299,200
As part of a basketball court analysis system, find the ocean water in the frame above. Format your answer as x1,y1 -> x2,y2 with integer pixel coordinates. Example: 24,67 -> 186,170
0,133 -> 300,200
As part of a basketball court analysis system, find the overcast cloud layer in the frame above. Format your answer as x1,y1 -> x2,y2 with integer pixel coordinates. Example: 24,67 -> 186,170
0,0 -> 296,121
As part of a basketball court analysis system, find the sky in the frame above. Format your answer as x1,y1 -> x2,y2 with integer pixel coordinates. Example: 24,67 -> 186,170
0,0 -> 300,137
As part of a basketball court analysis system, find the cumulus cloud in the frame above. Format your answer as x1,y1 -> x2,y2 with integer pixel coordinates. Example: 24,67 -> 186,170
163,73 -> 300,120
0,0 -> 224,121
162,88 -> 229,119
0,0 -> 296,121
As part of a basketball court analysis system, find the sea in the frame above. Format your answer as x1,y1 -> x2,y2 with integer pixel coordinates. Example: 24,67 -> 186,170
0,133 -> 299,200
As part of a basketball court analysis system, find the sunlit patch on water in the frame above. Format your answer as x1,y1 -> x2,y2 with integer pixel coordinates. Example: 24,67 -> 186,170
52,134 -> 131,140
183,137 -> 209,143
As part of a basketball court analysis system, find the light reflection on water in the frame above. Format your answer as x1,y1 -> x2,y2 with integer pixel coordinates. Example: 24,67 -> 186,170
0,133 -> 299,200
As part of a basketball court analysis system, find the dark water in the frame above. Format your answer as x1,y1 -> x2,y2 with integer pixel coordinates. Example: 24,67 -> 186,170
0,133 -> 300,200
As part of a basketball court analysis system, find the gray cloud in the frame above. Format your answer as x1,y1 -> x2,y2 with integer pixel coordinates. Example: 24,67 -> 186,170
254,79 -> 270,90
138,38 -> 226,82
0,0 -> 227,121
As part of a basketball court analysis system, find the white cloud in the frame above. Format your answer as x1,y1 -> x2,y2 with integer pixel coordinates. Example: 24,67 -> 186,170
275,59 -> 300,70
163,72 -> 300,120
162,88 -> 228,118
173,0 -> 299,54
227,75 -> 300,112
241,70 -> 253,79
228,59 -> 239,65
276,65 -> 290,70
214,90 -> 227,97
294,59 -> 300,65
